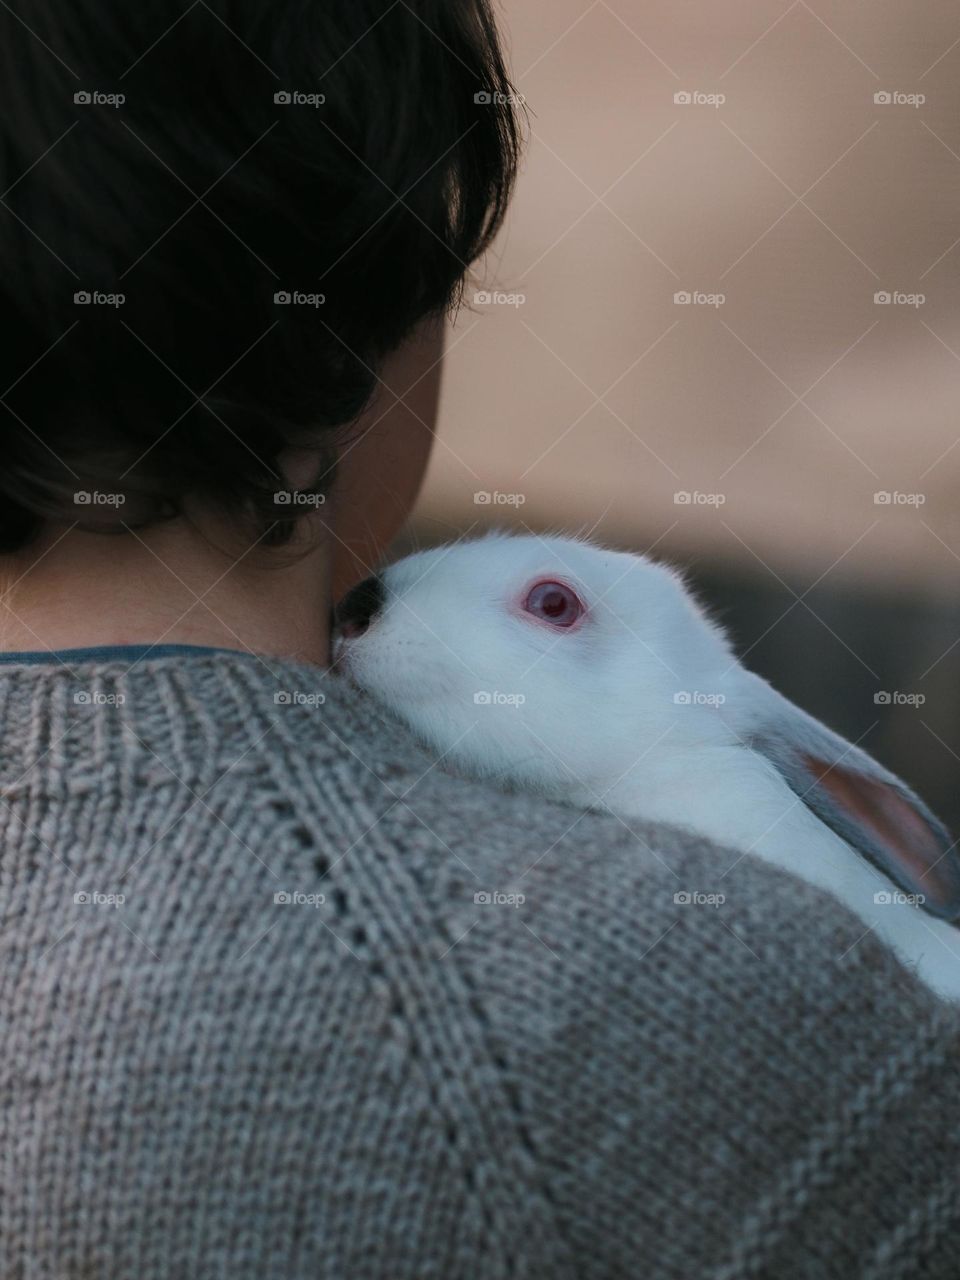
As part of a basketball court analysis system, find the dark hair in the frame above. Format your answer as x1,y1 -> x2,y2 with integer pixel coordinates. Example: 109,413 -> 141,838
0,0 -> 521,550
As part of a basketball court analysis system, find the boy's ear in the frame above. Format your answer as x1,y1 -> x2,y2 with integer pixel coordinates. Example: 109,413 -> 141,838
733,675 -> 960,920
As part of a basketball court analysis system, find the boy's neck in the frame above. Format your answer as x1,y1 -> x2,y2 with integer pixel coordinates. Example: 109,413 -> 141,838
0,517 -> 333,667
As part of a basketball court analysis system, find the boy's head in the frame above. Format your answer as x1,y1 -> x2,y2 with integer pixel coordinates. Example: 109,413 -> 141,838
0,0 -> 521,549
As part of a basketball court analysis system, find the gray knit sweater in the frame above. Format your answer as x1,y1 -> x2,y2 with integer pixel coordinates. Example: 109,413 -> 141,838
1,650 -> 958,1279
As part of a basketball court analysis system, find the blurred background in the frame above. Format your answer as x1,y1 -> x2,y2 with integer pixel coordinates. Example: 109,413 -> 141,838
399,0 -> 960,829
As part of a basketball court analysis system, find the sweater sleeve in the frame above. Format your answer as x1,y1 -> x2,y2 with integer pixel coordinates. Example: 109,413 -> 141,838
438,810 -> 960,1280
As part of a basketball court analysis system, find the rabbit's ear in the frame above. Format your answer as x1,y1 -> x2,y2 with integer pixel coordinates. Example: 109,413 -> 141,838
733,674 -> 960,920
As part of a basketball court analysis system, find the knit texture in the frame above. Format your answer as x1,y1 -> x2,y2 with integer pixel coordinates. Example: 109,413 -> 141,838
0,650 -> 958,1279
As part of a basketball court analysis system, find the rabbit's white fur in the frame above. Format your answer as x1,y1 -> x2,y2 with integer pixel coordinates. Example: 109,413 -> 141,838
336,532 -> 960,1001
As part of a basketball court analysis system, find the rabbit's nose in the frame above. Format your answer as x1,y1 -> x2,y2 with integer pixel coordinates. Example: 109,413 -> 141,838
335,575 -> 384,640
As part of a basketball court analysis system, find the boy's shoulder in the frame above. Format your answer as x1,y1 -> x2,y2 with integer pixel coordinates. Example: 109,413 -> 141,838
5,652 -> 958,1277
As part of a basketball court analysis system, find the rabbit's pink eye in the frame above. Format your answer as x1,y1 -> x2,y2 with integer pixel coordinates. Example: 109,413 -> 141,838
523,580 -> 584,628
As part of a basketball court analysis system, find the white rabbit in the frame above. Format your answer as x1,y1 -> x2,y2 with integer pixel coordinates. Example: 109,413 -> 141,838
334,532 -> 960,1001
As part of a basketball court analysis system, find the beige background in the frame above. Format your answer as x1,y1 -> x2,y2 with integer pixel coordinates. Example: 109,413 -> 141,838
416,0 -> 960,594
405,0 -> 960,825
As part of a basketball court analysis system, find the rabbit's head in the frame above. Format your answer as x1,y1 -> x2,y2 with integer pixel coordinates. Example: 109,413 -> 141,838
334,532 -> 960,920
334,531 -> 732,783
